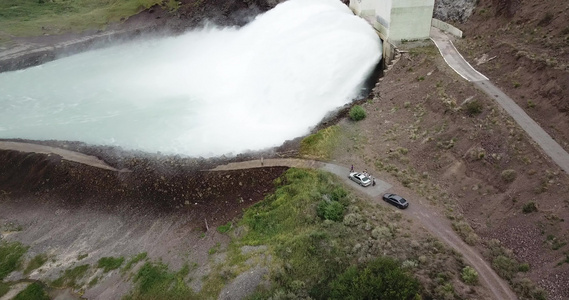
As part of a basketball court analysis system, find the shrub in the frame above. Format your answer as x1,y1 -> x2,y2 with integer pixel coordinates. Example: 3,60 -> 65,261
123,252 -> 147,273
317,200 -> 344,222
349,105 -> 366,121
518,263 -> 530,272
0,282 -> 9,298
127,262 -> 194,299
464,100 -> 483,116
328,257 -> 420,299
51,264 -> 90,288
492,255 -> 518,280
329,187 -> 347,202
217,222 -> 232,233
0,241 -> 28,280
452,220 -> 479,245
14,282 -> 49,300
98,257 -> 125,273
527,100 -> 536,108
342,213 -> 362,227
24,253 -> 48,275
501,169 -> 517,183
522,201 -> 538,214
461,266 -> 479,285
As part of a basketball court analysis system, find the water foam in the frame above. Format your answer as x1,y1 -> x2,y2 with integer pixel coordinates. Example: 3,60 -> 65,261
0,0 -> 381,157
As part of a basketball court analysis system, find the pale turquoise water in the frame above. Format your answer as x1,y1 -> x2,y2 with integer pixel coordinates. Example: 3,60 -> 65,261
0,0 -> 381,157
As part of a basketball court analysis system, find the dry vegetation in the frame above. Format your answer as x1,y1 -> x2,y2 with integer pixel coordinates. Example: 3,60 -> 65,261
329,43 -> 568,299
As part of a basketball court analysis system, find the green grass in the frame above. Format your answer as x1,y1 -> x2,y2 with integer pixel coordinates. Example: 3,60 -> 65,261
123,252 -> 148,273
98,256 -> 125,272
0,0 -> 163,40
300,125 -> 341,159
51,264 -> 90,288
124,262 -> 194,300
349,105 -> 366,121
24,253 -> 48,275
77,253 -> 88,261
328,256 -> 420,299
0,241 -> 28,280
217,222 -> 232,234
0,282 -> 9,298
14,282 -> 49,300
461,266 -> 479,285
239,169 -> 358,296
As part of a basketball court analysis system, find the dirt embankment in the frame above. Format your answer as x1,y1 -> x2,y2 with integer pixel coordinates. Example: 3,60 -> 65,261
453,0 -> 569,152
0,149 -> 287,228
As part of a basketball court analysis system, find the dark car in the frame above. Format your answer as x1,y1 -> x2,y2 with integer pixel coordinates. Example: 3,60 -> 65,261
382,193 -> 409,209
348,172 -> 372,187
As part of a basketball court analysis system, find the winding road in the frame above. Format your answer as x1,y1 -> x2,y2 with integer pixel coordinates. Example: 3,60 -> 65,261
213,158 -> 518,300
430,27 -> 569,175
0,140 -> 517,299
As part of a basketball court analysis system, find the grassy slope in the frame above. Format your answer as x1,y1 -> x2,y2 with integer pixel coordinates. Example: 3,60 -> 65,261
0,0 -> 162,42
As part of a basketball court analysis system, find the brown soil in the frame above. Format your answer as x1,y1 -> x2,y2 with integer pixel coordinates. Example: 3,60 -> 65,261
329,42 -> 569,298
2,0 -> 569,299
454,0 -> 569,152
0,149 -> 287,228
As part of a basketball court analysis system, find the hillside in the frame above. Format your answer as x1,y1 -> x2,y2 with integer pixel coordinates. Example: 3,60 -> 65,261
1,0 -> 568,299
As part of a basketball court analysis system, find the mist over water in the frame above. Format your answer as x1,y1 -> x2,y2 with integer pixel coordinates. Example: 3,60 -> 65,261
0,0 -> 381,157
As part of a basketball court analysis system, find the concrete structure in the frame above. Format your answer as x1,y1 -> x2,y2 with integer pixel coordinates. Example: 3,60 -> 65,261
350,0 -> 435,45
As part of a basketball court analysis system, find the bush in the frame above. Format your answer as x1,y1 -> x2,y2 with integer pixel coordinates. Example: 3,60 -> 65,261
24,253 -> 48,275
501,169 -> 517,183
0,282 -> 9,298
217,222 -> 232,233
317,200 -> 344,222
123,252 -> 147,272
329,187 -> 347,202
452,220 -> 479,245
51,264 -> 90,288
464,100 -> 483,116
349,105 -> 366,121
98,257 -> 125,273
492,255 -> 518,280
14,282 -> 49,300
518,263 -> 530,272
0,241 -> 28,280
328,256 -> 420,299
461,266 -> 479,285
522,202 -> 538,214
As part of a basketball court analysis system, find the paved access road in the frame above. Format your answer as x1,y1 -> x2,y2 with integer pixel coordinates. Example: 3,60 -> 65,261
431,27 -> 569,175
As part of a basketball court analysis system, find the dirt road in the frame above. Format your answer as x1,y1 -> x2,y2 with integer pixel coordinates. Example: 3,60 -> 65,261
1,141 -> 516,299
212,158 -> 518,300
0,141 -> 128,172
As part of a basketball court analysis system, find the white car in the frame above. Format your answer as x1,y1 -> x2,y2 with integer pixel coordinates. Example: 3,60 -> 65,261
348,172 -> 372,187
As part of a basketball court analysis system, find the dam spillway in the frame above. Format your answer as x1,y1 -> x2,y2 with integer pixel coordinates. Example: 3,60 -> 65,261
0,0 -> 382,157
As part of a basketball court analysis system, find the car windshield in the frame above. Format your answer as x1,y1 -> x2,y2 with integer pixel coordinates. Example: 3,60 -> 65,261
398,198 -> 407,204
362,177 -> 370,181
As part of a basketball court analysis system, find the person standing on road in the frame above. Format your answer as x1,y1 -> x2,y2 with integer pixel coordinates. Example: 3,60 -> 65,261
350,164 -> 354,172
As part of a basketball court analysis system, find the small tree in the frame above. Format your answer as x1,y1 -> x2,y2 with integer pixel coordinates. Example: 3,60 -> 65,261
349,105 -> 366,121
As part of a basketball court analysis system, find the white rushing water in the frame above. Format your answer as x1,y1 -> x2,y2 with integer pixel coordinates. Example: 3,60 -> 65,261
0,0 -> 381,157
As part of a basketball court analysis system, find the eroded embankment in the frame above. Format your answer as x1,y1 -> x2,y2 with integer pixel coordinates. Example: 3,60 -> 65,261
0,149 -> 287,227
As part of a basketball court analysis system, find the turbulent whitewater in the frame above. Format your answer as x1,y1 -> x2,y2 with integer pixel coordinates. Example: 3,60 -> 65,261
0,0 -> 381,157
